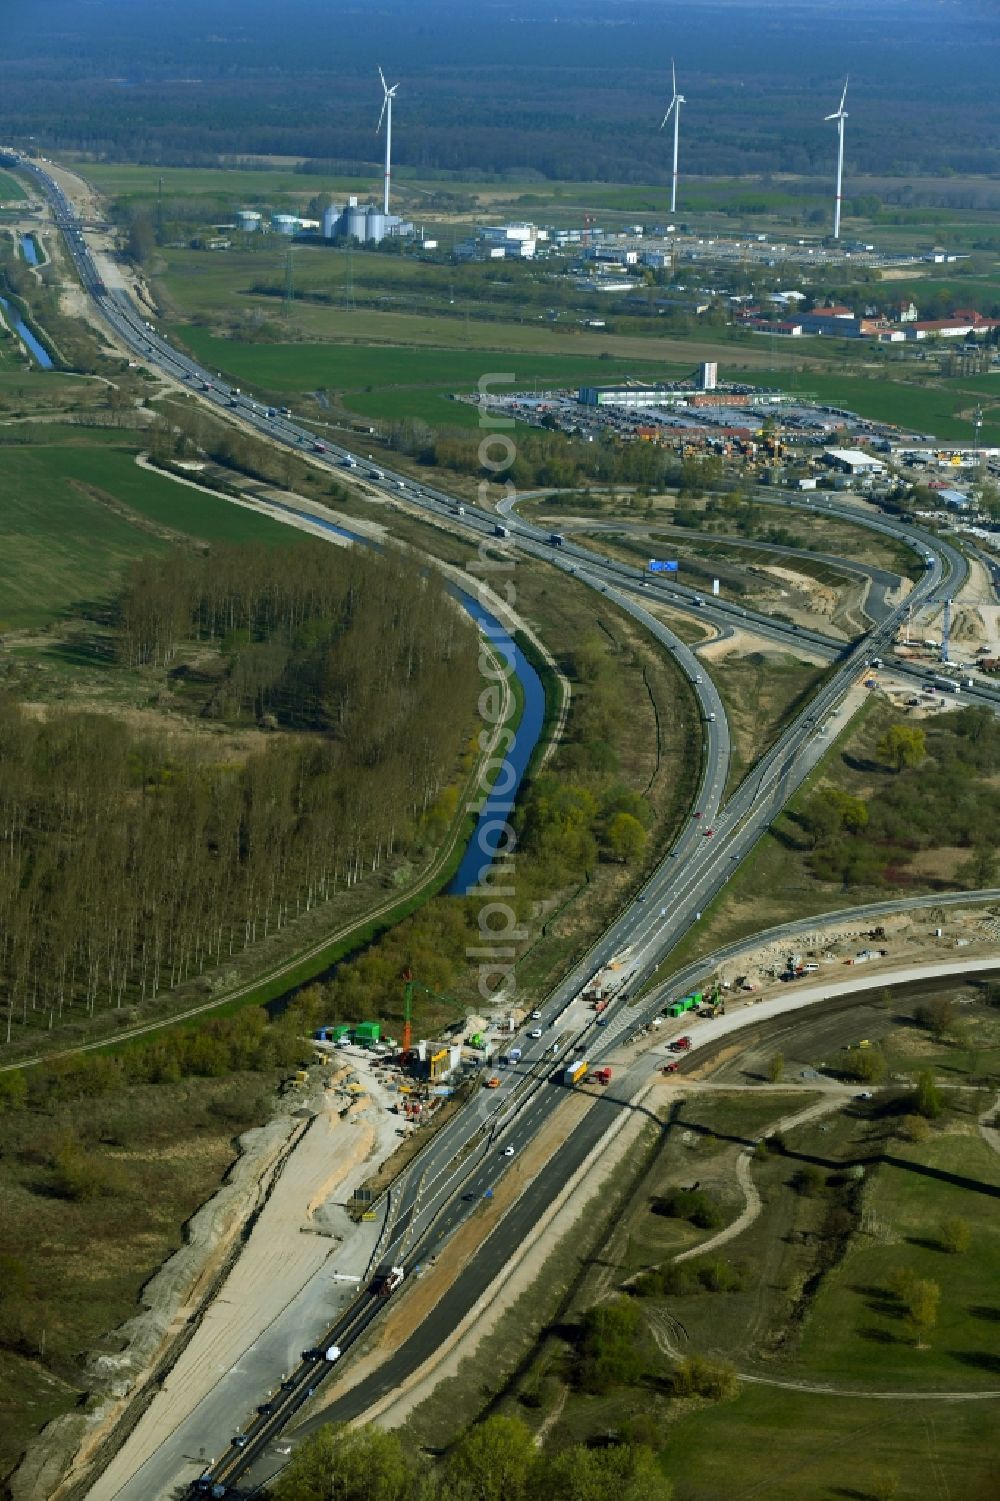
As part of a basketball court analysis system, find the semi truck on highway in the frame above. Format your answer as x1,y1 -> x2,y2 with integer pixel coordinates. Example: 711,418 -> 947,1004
563,1059 -> 588,1087
932,675 -> 961,694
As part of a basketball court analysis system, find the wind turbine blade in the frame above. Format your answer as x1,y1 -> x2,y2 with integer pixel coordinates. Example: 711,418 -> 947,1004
377,94 -> 388,133
660,99 -> 676,129
672,58 -> 677,98
839,76 -> 849,112
379,65 -> 387,94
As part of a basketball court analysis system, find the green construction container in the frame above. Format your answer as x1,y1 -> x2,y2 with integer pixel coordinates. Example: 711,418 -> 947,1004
354,1021 -> 381,1046
331,1024 -> 352,1043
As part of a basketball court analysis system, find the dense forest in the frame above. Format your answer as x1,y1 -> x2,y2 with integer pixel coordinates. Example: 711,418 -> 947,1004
0,543 -> 479,1044
2,0 -> 997,182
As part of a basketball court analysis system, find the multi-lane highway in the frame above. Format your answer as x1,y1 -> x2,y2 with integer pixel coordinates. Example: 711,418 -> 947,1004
14,155 -> 1000,1497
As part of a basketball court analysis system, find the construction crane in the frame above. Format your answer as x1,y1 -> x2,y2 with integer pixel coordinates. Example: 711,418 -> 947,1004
400,969 -> 465,1054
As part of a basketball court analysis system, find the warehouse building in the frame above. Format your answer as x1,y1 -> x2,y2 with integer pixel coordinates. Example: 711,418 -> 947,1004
822,447 -> 886,475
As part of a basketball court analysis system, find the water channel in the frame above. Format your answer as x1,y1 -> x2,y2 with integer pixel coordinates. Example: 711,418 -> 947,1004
263,505 -> 547,895
0,291 -> 53,368
19,232 -> 39,267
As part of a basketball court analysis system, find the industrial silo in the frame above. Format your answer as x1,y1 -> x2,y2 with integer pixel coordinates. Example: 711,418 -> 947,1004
321,203 -> 340,239
235,210 -> 262,233
343,203 -> 368,242
365,208 -> 387,244
271,213 -> 299,236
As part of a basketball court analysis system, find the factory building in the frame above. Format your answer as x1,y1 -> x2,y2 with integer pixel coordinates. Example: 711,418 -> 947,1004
454,222 -> 539,260
321,195 -> 412,245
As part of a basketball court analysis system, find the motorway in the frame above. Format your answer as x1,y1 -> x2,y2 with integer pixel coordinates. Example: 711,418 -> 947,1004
12,156 -> 1000,1497
514,514 -> 907,625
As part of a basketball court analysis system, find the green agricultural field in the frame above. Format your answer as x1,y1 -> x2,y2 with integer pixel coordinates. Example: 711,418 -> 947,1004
84,163 -> 365,204
0,438 -> 299,628
175,325 -> 680,399
0,169 -> 26,202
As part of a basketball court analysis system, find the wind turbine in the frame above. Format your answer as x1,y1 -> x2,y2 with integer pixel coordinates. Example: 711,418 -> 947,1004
377,67 -> 400,216
825,77 -> 849,240
659,60 -> 685,215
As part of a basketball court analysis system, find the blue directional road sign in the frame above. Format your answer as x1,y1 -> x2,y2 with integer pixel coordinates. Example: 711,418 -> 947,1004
648,559 -> 679,573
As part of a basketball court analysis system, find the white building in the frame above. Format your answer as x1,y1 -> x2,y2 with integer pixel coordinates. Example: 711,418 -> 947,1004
823,447 -> 886,475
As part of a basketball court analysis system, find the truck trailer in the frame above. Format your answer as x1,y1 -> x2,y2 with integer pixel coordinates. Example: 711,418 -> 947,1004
563,1059 -> 588,1087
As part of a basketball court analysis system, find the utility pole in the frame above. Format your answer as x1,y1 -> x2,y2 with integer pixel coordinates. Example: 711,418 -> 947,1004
344,244 -> 355,313
284,245 -> 294,317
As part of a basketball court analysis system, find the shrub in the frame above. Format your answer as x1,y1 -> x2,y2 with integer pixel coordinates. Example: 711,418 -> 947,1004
692,1257 -> 743,1293
913,1069 -> 943,1120
844,1048 -> 887,1084
672,1354 -> 739,1402
791,1164 -> 827,1197
940,1216 -> 970,1254
899,1113 -> 930,1143
50,1142 -> 127,1201
654,1187 -> 724,1230
577,1299 -> 646,1394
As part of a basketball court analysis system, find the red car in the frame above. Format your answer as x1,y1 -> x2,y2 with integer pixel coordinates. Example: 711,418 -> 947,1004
704,828 -> 715,837
693,811 -> 703,819
662,1060 -> 679,1074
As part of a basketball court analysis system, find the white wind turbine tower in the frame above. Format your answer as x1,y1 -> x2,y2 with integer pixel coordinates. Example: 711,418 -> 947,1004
826,77 -> 849,240
377,66 -> 400,216
660,60 -> 685,215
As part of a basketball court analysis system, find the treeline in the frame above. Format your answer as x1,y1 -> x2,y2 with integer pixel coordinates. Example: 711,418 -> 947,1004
269,1416 -> 673,1501
0,1001 -> 309,1115
384,420 -> 683,493
118,541 -> 476,735
0,547 -> 478,1043
795,708 -> 1000,888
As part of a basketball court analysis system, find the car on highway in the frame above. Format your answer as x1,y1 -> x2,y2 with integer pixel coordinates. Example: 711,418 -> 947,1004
704,828 -> 715,837
529,1028 -> 542,1039
531,1009 -> 542,1019
693,811 -> 703,819
233,1433 -> 248,1448
502,1145 -> 515,1157
485,1076 -> 501,1089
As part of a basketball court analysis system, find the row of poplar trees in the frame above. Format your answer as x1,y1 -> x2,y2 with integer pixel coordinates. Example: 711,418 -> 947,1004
0,542 -> 479,1044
